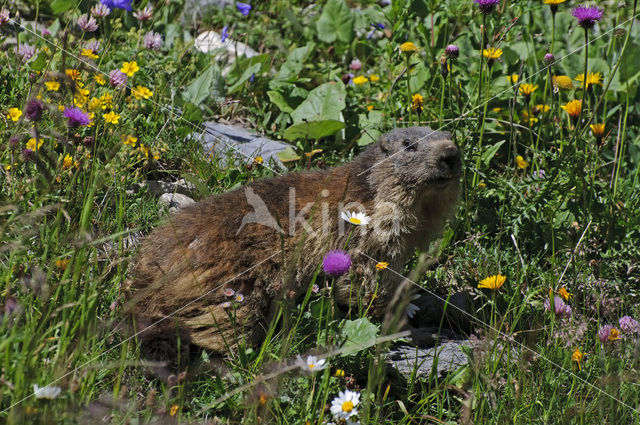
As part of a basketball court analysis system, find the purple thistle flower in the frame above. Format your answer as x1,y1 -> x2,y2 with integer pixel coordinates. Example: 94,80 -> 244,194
221,26 -> 230,42
63,107 -> 91,127
475,0 -> 501,14
543,53 -> 555,65
322,250 -> 351,277
619,316 -> 639,334
91,3 -> 111,17
133,5 -> 153,21
349,59 -> 362,71
41,28 -> 51,37
25,99 -> 44,121
101,0 -> 133,11
77,14 -> 98,32
544,296 -> 572,318
143,31 -> 163,50
572,6 -> 603,30
22,149 -> 35,161
236,2 -> 252,16
109,69 -> 128,88
445,44 -> 460,60
84,40 -> 101,53
17,44 -> 36,61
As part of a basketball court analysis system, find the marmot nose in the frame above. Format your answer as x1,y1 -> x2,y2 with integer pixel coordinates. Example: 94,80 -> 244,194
439,145 -> 460,172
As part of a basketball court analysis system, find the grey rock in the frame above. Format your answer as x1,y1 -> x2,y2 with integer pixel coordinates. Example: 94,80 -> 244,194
146,179 -> 196,197
158,193 -> 196,213
387,338 -> 470,380
194,30 -> 257,59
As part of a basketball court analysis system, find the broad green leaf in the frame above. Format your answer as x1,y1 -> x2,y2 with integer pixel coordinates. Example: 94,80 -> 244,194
276,146 -> 301,163
283,120 -> 344,141
357,110 -> 383,146
340,318 -> 379,356
271,44 -> 315,86
228,54 -> 271,81
228,62 -> 262,94
51,0 -> 74,14
182,65 -> 221,106
290,82 -> 346,124
267,90 -> 295,113
29,52 -> 48,72
316,0 -> 354,44
481,140 -> 506,167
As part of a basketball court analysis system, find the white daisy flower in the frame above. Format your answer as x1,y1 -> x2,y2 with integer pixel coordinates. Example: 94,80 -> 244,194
221,301 -> 231,309
33,384 -> 61,399
235,293 -> 244,302
296,355 -> 327,373
341,211 -> 370,226
330,389 -> 360,420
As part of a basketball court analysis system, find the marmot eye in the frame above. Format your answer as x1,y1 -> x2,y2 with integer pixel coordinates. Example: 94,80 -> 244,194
403,139 -> 417,151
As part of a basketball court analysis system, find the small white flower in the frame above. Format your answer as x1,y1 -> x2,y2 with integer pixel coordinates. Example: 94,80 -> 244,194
224,288 -> 235,297
221,301 -> 231,309
296,355 -> 327,373
406,303 -> 420,319
33,384 -> 61,399
330,389 -> 360,420
341,211 -> 370,226
235,293 -> 244,302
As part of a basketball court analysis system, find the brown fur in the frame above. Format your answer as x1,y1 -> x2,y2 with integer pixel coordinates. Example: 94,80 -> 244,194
125,126 -> 461,356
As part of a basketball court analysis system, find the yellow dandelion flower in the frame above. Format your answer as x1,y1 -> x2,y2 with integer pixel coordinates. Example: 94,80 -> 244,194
352,75 -> 368,85
58,105 -> 65,111
370,74 -> 380,82
132,85 -> 153,99
544,0 -> 567,4
367,105 -> 374,111
376,262 -> 389,271
26,138 -> 44,151
558,287 -> 573,301
65,69 -> 80,80
45,80 -> 61,91
552,75 -> 574,90
571,348 -> 583,370
94,74 -> 106,85
103,111 -> 121,124
411,93 -> 424,112
81,48 -> 98,59
478,274 -> 506,290
399,42 -> 419,53
7,107 -> 22,122
516,155 -> 529,169
590,123 -> 605,138
533,104 -> 550,114
561,99 -> 582,118
121,61 -> 140,77
62,153 -> 75,169
123,135 -> 138,147
575,72 -> 603,89
482,47 -> 503,60
507,74 -> 519,84
169,405 -> 179,416
519,83 -> 538,96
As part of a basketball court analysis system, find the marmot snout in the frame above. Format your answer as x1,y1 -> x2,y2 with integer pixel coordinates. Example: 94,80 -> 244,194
126,126 -> 461,357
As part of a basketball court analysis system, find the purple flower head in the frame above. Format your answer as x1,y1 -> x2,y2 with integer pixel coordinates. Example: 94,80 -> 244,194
572,6 -> 603,29
543,53 -> 555,65
236,2 -> 252,16
64,107 -> 91,127
84,40 -> 101,53
475,0 -> 501,14
619,316 -> 639,334
0,8 -> 10,25
544,296 -> 572,318
532,169 -> 546,179
109,69 -> 128,88
22,149 -> 35,161
17,44 -> 36,61
221,26 -> 230,42
101,0 -> 133,11
25,99 -> 44,121
77,14 -> 98,32
322,250 -> 351,277
445,44 -> 460,59
143,31 -> 163,50
41,28 -> 51,37
133,6 -> 153,21
349,59 -> 362,71
91,3 -> 111,17
375,23 -> 386,29
598,324 -> 620,343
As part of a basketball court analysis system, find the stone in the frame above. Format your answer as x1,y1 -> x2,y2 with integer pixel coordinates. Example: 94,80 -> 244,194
387,336 -> 470,380
146,179 -> 195,197
158,193 -> 196,213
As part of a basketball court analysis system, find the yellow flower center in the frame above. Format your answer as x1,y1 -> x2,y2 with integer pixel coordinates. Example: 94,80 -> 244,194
349,218 -> 361,224
308,364 -> 315,370
342,400 -> 354,413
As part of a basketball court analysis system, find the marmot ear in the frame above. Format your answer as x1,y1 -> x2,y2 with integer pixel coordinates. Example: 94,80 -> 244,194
379,137 -> 391,153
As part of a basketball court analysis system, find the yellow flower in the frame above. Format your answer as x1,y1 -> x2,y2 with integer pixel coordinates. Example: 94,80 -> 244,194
7,107 -> 22,122
132,85 -> 153,100
367,105 -> 374,111
65,69 -> 80,80
477,180 -> 486,189
87,112 -> 95,127
519,83 -> 538,96
254,156 -> 263,164
121,61 -> 140,77
521,111 -> 539,126
58,105 -> 65,111
533,104 -> 550,114
375,262 -> 389,271
399,42 -> 419,53
552,75 -> 574,90
100,93 -> 113,108
575,72 -> 603,89
571,348 -> 583,370
411,93 -> 424,112
123,135 -> 138,147
26,138 -> 44,151
62,153 -> 79,169
73,95 -> 88,108
558,287 -> 573,301
88,97 -> 104,111
478,274 -> 506,290
608,328 -> 621,341
334,369 -> 345,377
544,0 -> 567,4
370,74 -> 380,82
482,47 -> 503,60
81,48 -> 98,59
561,100 -> 582,118
45,80 -> 61,91
492,107 -> 502,113
352,75 -> 368,85
55,259 -> 70,270
76,86 -> 90,97
507,74 -> 519,84
103,111 -> 121,124
590,123 -> 605,138
169,405 -> 179,416
94,74 -> 106,85
516,155 -> 529,169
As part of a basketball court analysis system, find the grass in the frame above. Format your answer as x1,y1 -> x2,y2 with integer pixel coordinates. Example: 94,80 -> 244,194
1,0 -> 640,423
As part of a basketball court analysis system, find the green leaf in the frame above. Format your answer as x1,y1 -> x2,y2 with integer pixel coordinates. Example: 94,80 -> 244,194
271,44 -> 315,87
481,140 -> 506,167
182,65 -> 221,106
29,53 -> 48,72
340,318 -> 379,356
316,0 -> 354,44
267,90 -> 295,113
50,0 -> 74,14
283,120 -> 344,141
228,54 -> 271,81
357,110 -> 383,146
275,146 -> 301,163
228,62 -> 262,94
290,82 -> 346,124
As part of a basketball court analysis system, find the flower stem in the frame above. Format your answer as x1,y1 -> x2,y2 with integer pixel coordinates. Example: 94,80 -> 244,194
405,55 -> 413,125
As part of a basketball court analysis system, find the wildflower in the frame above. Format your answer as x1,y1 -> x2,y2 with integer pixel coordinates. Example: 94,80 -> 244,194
515,155 -> 529,169
376,262 -> 388,271
619,316 -> 639,334
25,99 -> 44,122
399,42 -> 418,53
572,6 -> 603,30
235,293 -> 244,302
341,211 -> 370,226
544,0 -> 567,14
411,93 -> 424,114
17,44 -> 36,61
322,250 -> 351,277
506,74 -> 519,84
81,48 -> 98,59
0,8 -> 9,25
296,355 -> 328,373
169,404 -> 179,416
94,74 -> 106,85
100,93 -> 114,108
64,107 -> 92,126
475,0 -> 500,13
331,390 -> 360,420
561,100 -> 582,119
598,324 -> 621,343
221,26 -> 230,42
367,105 -> 374,111
65,69 -> 81,80
533,104 -> 550,114
224,288 -> 235,297
544,296 -> 572,318
88,97 -> 103,111
45,80 -> 60,91
575,72 -> 603,89
77,14 -> 98,32
100,0 -> 133,11
478,274 -> 506,290
370,74 -> 380,82
132,85 -> 153,100
312,284 -> 319,293
254,156 -> 263,164
482,47 -> 502,60
33,384 -> 61,400
334,369 -> 345,377
543,53 -> 555,65
352,76 -> 368,85
7,107 -> 22,122
445,44 -> 459,60
103,111 -> 121,124
109,69 -> 128,88
62,153 -> 75,169
558,287 -> 573,301
121,61 -> 140,77
133,5 -> 153,21
532,169 -> 546,179
236,2 -> 252,16
143,31 -> 164,50
552,75 -> 574,90
349,59 -> 362,71
590,123 -> 605,139
221,301 -> 231,309
571,348 -> 583,370
26,138 -> 44,151
122,135 -> 137,146
91,3 -> 110,17
55,259 -> 70,270
518,83 -> 538,97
